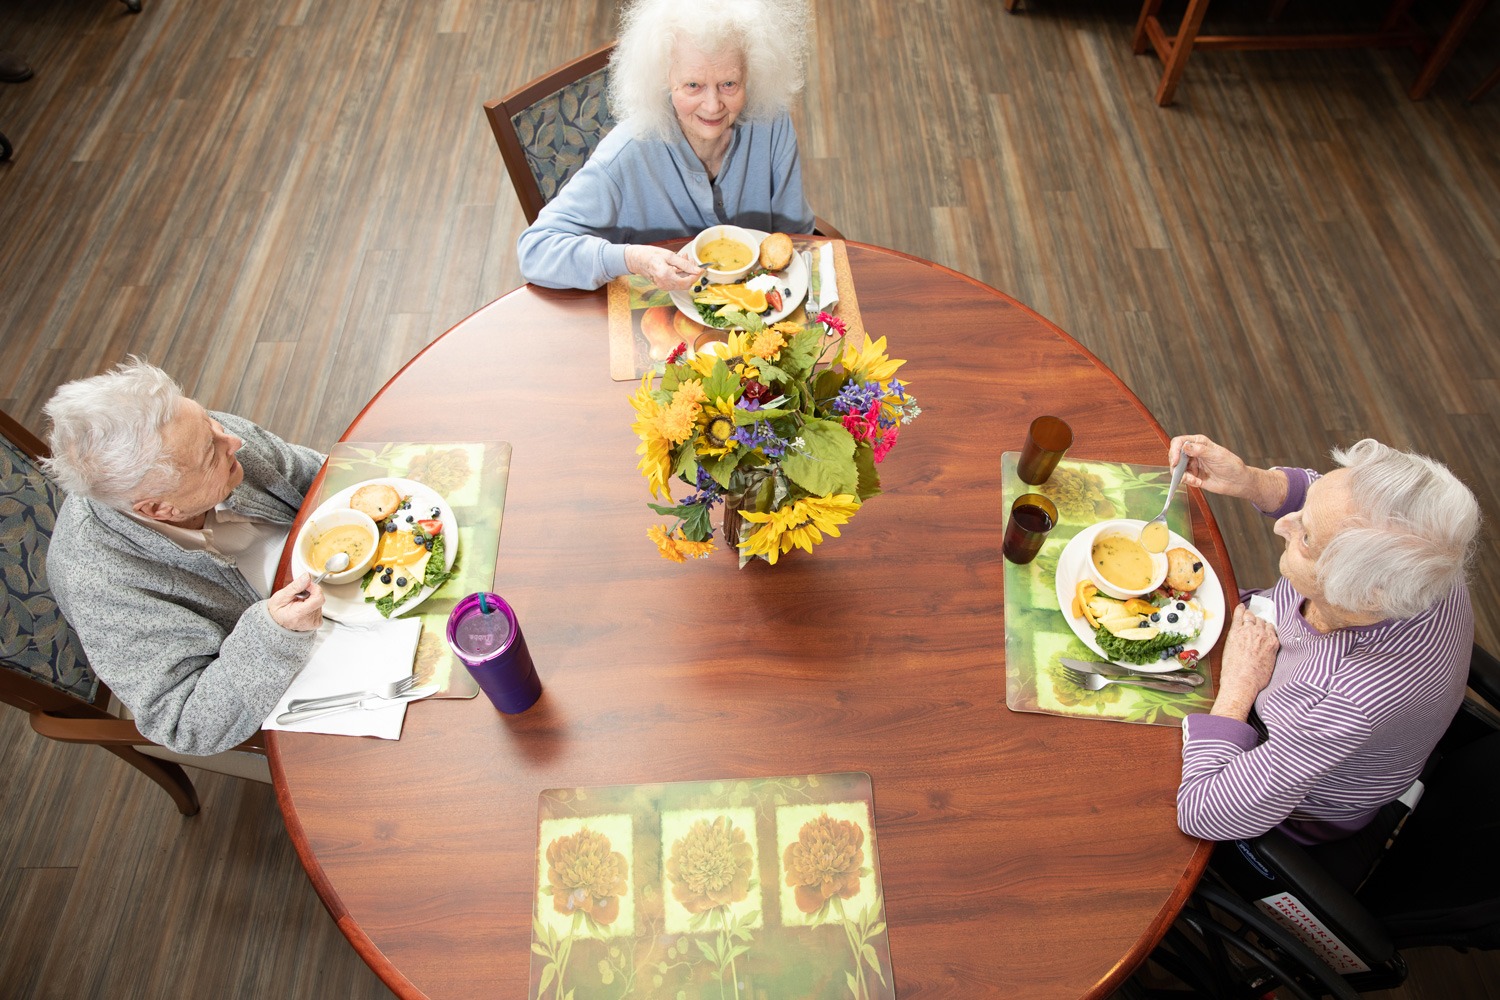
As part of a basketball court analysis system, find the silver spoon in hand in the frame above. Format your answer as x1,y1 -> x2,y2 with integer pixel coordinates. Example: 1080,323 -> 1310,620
296,552 -> 350,600
1141,451 -> 1190,554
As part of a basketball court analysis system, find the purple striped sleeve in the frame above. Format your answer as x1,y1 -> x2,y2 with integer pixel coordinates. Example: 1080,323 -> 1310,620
1256,467 -> 1317,519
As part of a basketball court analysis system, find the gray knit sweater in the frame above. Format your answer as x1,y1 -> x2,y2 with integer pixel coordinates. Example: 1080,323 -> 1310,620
47,413 -> 325,755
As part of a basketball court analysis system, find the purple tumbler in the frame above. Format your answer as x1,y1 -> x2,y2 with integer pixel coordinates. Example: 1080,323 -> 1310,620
446,593 -> 541,714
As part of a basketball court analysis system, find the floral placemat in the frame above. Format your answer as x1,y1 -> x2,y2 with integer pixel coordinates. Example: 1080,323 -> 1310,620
606,239 -> 867,381
530,771 -> 894,1000
1002,453 -> 1216,727
315,441 -> 512,699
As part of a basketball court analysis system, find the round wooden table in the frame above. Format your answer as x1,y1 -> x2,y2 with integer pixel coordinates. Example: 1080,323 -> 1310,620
269,242 -> 1235,999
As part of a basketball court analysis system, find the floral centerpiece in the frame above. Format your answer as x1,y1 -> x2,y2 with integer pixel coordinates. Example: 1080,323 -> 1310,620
629,311 -> 921,565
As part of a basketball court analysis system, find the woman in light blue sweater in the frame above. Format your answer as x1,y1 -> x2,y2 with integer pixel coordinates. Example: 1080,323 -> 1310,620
517,0 -> 816,291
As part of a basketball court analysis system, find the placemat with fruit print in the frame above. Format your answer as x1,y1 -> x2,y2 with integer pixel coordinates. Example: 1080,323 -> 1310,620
530,771 -> 894,1000
314,441 -> 512,700
606,238 -> 867,380
1002,453 -> 1216,727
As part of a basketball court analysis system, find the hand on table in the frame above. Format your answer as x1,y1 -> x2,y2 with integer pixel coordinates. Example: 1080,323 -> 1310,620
624,245 -> 703,291
269,573 -> 325,631
1209,604 -> 1280,722
1169,433 -> 1288,510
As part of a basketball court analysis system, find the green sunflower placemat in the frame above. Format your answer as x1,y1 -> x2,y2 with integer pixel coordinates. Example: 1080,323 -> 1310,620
316,441 -> 512,699
1001,453 -> 1216,727
531,771 -> 893,1000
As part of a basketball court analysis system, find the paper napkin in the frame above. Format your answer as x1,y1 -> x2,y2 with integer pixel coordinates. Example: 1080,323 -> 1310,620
262,617 -> 424,739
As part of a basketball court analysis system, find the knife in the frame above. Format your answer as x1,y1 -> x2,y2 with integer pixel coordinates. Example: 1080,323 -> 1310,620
1060,656 -> 1205,687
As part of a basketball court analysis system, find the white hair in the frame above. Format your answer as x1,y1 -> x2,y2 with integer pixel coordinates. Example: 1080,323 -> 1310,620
41,357 -> 184,510
608,0 -> 811,140
1317,439 -> 1481,619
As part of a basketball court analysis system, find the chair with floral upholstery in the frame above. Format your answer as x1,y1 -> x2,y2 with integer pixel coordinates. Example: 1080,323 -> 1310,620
0,406 -> 268,817
483,42 -> 843,237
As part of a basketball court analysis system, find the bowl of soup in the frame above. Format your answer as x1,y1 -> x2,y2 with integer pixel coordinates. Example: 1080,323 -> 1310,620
691,225 -> 759,284
1085,519 -> 1168,599
294,508 -> 380,585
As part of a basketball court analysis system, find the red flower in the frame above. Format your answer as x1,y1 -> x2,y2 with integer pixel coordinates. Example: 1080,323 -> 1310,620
666,341 -> 688,364
873,424 -> 899,463
816,312 -> 847,337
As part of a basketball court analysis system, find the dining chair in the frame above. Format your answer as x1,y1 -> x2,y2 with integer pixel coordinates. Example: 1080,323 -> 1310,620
483,43 -> 844,238
1125,644 -> 1500,998
0,406 -> 269,818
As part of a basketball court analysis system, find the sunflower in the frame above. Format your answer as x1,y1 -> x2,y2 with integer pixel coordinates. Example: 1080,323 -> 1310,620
695,398 -> 738,457
738,494 -> 861,564
658,380 -> 707,443
840,335 -> 906,383
749,327 -> 786,360
629,374 -> 674,499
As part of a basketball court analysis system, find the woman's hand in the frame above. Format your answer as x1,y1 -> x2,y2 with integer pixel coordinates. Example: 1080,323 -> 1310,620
1169,434 -> 1288,509
1209,604 -> 1280,722
624,245 -> 703,291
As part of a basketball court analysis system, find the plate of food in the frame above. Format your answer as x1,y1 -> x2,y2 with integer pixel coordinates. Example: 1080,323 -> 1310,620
669,228 -> 809,329
1052,519 -> 1223,672
291,477 -> 459,623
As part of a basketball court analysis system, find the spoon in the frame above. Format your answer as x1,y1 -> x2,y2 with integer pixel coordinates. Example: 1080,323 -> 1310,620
296,551 -> 350,600
1141,451 -> 1190,554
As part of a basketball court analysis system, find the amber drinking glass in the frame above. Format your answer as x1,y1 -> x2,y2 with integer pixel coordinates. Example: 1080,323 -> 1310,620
1003,494 -> 1058,565
1017,416 -> 1073,485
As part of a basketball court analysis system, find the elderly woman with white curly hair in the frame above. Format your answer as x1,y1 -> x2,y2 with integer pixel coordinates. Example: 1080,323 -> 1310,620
1169,433 -> 1481,844
517,0 -> 815,291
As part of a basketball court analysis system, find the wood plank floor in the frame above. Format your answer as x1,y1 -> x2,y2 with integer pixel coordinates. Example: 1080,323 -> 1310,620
1,0 -> 1497,997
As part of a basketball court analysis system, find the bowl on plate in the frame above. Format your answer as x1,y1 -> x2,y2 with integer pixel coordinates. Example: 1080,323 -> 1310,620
294,508 -> 381,585
690,225 -> 760,284
1084,518 -> 1168,599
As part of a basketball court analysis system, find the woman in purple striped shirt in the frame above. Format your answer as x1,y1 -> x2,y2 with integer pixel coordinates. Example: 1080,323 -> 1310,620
1168,434 -> 1481,844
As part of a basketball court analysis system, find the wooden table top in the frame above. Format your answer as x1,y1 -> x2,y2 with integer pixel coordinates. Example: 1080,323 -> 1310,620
268,241 -> 1234,1000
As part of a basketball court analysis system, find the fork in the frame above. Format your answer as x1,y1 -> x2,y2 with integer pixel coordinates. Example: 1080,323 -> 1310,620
286,674 -> 423,714
275,684 -> 433,726
1060,667 -> 1196,694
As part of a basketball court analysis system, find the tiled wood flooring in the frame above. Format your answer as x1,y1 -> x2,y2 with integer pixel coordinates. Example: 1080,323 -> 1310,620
1,0 -> 1497,996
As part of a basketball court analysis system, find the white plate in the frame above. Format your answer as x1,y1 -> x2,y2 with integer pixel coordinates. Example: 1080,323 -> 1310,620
1053,521 -> 1224,672
669,229 -> 809,329
292,477 -> 459,623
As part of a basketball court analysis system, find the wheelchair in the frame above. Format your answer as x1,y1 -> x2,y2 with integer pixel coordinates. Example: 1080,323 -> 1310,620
1123,644 -> 1500,1000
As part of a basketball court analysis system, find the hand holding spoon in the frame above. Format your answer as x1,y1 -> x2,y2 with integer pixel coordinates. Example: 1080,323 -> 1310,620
296,551 -> 350,600
1141,451 -> 1190,553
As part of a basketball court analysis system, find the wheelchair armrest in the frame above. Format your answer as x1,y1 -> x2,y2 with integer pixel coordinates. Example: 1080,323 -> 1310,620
1253,828 -> 1397,965
1469,643 -> 1500,712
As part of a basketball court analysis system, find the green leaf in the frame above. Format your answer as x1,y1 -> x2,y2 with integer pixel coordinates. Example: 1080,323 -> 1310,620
862,943 -> 882,974
813,367 -> 847,405
680,502 -> 714,541
846,971 -> 859,996
701,360 -> 740,402
704,450 -> 743,489
696,939 -> 718,963
538,962 -> 557,994
674,446 -> 699,482
531,943 -> 552,959
853,443 -> 882,501
778,329 -> 823,382
780,419 -> 858,496
751,359 -> 792,386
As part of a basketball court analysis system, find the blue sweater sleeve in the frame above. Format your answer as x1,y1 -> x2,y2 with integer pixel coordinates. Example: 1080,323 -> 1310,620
516,158 -> 633,290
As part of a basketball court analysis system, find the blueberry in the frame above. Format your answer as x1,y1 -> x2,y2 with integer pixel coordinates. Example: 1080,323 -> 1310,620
1175,601 -> 1187,611
405,514 -> 415,523
396,577 -> 407,587
431,507 -> 440,518
381,573 -> 392,584
1150,612 -> 1160,623
424,539 -> 434,550
1166,612 -> 1179,624
384,521 -> 396,533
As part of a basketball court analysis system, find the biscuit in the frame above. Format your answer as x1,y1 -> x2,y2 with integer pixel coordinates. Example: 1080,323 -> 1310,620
758,232 -> 793,271
1165,547 -> 1205,592
351,483 -> 402,521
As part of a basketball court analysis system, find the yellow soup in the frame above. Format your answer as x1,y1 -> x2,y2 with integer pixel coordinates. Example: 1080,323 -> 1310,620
1140,520 -> 1169,553
308,523 -> 373,570
698,236 -> 753,271
1092,532 -> 1155,590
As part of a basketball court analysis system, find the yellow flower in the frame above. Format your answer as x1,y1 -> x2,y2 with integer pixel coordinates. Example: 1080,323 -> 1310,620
648,525 -> 715,562
749,327 -> 786,360
695,398 -> 738,457
738,494 -> 861,564
840,335 -> 906,383
630,374 -> 674,499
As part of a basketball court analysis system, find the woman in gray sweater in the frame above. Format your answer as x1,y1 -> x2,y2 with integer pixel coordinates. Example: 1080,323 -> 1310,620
43,359 -> 326,755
